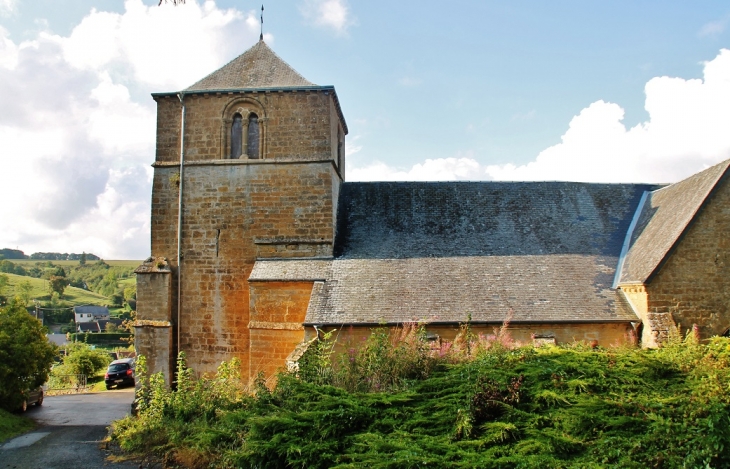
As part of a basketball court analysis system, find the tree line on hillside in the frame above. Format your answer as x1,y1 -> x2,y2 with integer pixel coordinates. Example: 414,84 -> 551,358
0,258 -> 136,324
0,248 -> 100,261
0,259 -> 134,296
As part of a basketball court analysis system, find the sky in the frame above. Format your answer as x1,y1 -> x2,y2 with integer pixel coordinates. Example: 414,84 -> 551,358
1,0 -> 729,259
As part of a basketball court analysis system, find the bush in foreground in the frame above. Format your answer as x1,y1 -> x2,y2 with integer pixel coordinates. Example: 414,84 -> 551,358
110,328 -> 730,468
0,299 -> 56,411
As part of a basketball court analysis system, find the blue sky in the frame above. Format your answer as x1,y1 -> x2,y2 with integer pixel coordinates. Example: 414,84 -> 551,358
1,0 -> 729,258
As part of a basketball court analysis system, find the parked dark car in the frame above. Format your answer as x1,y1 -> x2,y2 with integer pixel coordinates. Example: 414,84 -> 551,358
20,386 -> 43,412
104,358 -> 135,390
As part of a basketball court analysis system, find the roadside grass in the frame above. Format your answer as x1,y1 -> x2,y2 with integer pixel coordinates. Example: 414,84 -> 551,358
4,273 -> 109,305
0,409 -> 34,444
89,375 -> 108,392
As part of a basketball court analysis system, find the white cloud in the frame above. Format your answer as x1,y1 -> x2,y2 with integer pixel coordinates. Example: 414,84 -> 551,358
61,0 -> 258,90
345,135 -> 362,157
350,157 -> 482,182
0,25 -> 19,69
300,0 -> 352,34
0,0 -> 17,16
486,49 -> 730,183
698,16 -> 728,37
0,0 -> 263,259
351,49 -> 730,185
398,76 -> 421,87
511,110 -> 536,122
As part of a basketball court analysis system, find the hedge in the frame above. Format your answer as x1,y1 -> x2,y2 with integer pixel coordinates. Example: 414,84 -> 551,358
69,332 -> 132,344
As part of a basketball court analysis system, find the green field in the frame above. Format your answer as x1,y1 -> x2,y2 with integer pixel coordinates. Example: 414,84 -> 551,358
4,273 -> 109,305
9,259 -> 142,268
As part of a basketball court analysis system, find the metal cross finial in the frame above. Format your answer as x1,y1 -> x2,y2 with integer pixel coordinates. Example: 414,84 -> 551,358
260,5 -> 264,41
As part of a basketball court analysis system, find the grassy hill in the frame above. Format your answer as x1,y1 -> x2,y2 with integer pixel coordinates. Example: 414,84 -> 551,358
3,273 -> 109,305
9,259 -> 142,268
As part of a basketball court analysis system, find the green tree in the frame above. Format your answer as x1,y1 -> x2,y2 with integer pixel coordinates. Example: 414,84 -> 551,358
63,343 -> 110,377
79,252 -> 86,265
0,299 -> 57,410
17,280 -> 33,306
48,275 -> 69,298
0,260 -> 14,273
123,285 -> 136,302
43,293 -> 73,324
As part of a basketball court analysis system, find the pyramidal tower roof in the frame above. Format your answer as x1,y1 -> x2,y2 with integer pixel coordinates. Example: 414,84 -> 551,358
185,40 -> 315,92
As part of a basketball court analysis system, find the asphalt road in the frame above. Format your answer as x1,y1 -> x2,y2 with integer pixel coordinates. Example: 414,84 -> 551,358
0,388 -> 147,469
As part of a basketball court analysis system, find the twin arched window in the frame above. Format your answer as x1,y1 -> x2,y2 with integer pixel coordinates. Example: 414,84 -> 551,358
230,112 -> 260,159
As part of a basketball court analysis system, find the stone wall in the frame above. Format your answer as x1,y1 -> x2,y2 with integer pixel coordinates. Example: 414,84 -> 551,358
303,321 -> 636,352
145,86 -> 345,382
154,90 -> 343,165
134,325 -> 173,386
134,259 -> 174,385
149,161 -> 340,379
646,176 -> 730,338
249,281 -> 312,378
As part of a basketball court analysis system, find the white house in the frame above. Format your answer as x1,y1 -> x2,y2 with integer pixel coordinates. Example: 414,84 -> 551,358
73,305 -> 110,324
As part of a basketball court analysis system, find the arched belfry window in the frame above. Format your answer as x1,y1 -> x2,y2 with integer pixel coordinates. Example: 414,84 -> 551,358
221,99 -> 266,160
230,113 -> 243,159
247,113 -> 260,159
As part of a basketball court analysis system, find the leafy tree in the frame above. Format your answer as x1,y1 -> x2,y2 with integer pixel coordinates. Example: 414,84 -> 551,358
48,275 -> 69,298
123,285 -> 137,302
43,293 -> 73,324
63,343 -> 110,377
79,252 -> 87,266
0,299 -> 56,410
16,280 -> 33,306
0,260 -> 26,276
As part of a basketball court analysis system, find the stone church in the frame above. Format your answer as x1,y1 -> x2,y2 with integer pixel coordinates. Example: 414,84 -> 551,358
135,39 -> 730,384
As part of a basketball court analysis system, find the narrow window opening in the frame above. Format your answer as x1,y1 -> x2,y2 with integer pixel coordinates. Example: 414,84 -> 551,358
230,113 -> 243,159
247,113 -> 260,159
215,229 -> 221,257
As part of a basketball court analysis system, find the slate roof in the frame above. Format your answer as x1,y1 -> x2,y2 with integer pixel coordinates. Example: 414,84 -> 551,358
617,159 -> 730,284
78,322 -> 100,333
185,40 -> 314,92
252,181 -> 658,325
73,305 -> 109,317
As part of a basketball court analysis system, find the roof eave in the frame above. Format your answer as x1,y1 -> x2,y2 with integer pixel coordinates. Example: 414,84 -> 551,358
303,319 -> 638,327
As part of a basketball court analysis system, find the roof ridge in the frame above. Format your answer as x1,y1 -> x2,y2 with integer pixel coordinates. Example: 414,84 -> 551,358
185,40 -> 315,92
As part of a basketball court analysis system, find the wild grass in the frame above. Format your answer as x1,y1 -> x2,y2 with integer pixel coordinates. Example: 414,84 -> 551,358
110,326 -> 730,468
0,408 -> 34,443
